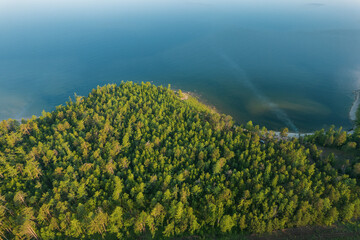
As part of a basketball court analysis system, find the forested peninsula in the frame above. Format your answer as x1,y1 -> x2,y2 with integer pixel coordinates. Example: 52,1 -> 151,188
0,82 -> 360,239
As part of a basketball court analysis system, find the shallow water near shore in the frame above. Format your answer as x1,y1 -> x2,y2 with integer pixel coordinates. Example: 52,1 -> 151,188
1,0 -> 360,131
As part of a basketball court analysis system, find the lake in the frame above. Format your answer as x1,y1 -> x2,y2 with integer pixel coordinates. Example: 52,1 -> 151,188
1,0 -> 360,131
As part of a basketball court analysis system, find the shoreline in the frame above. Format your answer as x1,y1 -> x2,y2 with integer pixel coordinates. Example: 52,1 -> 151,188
178,91 -> 315,139
349,90 -> 360,121
273,131 -> 314,139
179,89 -> 358,139
5,88 -> 360,137
274,89 -> 360,138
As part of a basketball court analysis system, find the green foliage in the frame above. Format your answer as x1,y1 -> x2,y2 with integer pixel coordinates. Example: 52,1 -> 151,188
280,127 -> 289,138
306,125 -> 351,149
304,120 -> 360,182
0,82 -> 360,239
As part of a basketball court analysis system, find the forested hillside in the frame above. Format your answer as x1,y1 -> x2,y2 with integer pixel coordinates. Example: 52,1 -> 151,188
0,82 -> 359,239
303,105 -> 360,189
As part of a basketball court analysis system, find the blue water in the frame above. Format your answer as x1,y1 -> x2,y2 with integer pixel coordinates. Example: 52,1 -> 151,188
1,0 -> 360,131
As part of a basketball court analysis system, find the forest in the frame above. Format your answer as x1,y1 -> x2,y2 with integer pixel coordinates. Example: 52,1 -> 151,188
0,82 -> 359,239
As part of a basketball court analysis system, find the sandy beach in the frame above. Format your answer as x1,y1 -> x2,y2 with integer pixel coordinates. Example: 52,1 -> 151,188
273,131 -> 314,139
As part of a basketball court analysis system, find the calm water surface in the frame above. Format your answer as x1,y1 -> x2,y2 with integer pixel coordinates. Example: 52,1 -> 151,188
1,0 -> 360,131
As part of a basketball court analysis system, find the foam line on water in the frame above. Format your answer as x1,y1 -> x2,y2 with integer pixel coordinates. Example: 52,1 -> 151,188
14,100 -> 32,121
217,51 -> 298,132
